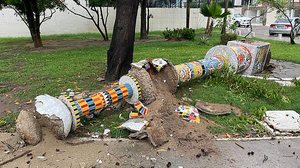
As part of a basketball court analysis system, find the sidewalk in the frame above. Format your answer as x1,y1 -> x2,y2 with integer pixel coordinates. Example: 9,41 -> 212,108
1,132 -> 299,168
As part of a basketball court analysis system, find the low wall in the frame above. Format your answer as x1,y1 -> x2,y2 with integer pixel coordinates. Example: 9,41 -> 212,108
0,1 -> 209,37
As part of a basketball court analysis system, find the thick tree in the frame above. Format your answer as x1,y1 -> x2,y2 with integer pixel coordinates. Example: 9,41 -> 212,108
140,0 -> 148,39
186,0 -> 190,28
221,0 -> 228,34
0,0 -> 63,48
105,0 -> 139,81
205,0 -> 211,34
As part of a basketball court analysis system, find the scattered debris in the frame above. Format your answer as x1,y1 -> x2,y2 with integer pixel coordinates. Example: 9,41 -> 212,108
247,151 -> 254,156
150,157 -> 157,163
103,129 -> 111,137
263,154 -> 268,163
195,100 -> 241,116
120,119 -> 148,132
37,156 -> 47,161
151,58 -> 168,72
263,110 -> 300,134
196,153 -> 202,158
175,105 -> 200,123
0,150 -> 32,166
131,59 -> 149,69
1,141 -> 15,153
235,142 -> 245,149
96,77 -> 105,82
129,130 -> 148,140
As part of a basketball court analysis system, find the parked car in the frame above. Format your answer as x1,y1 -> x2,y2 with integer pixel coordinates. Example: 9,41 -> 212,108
232,14 -> 251,27
269,17 -> 300,36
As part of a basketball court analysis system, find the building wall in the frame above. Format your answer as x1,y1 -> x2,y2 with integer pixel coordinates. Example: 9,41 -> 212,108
0,1 -> 209,37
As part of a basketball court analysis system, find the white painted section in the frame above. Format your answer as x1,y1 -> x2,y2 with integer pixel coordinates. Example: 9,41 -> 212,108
35,94 -> 73,137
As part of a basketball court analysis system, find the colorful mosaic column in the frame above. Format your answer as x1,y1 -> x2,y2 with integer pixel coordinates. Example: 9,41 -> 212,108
60,74 -> 143,130
174,45 -> 253,83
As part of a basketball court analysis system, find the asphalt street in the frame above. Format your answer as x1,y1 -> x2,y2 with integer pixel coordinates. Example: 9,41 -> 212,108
238,26 -> 300,43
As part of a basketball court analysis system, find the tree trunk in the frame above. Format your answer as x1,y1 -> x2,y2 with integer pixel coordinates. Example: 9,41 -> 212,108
99,7 -> 109,41
208,20 -> 214,36
290,30 -> 296,44
140,0 -> 148,39
186,0 -> 190,28
105,0 -> 139,82
205,0 -> 211,34
23,0 -> 43,48
146,1 -> 150,34
221,0 -> 228,34
31,27 -> 43,48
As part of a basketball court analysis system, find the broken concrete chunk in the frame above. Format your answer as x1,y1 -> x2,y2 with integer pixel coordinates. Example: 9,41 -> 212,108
35,94 -> 72,138
131,59 -> 149,69
195,100 -> 241,116
147,127 -> 169,147
151,58 -> 168,72
120,119 -> 148,132
129,130 -> 148,140
264,110 -> 300,133
16,110 -> 42,145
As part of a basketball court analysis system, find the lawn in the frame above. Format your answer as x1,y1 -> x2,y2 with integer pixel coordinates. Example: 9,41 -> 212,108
0,29 -> 300,137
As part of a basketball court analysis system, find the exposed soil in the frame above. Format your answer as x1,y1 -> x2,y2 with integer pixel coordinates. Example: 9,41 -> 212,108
143,64 -> 214,151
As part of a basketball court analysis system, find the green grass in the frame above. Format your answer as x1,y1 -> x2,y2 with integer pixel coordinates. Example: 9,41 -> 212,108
0,29 -> 300,137
0,112 -> 18,132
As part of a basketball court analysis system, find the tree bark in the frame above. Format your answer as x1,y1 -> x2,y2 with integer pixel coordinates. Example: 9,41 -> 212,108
221,0 -> 228,34
186,0 -> 190,28
23,0 -> 43,48
105,0 -> 140,82
208,19 -> 214,36
205,0 -> 211,34
146,1 -> 150,34
140,0 -> 148,39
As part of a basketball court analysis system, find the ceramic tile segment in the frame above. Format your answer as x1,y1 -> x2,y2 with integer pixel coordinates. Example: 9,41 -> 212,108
175,44 -> 253,83
60,83 -> 135,130
34,40 -> 270,138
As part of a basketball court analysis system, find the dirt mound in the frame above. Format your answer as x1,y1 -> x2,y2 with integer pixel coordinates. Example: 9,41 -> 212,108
143,64 -> 214,151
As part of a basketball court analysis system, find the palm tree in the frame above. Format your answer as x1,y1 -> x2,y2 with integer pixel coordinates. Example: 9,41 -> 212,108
200,2 -> 230,36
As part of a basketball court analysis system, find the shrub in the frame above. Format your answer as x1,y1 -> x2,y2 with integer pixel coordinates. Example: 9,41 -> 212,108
220,33 -> 237,45
162,28 -> 195,40
198,35 -> 209,45
180,28 -> 195,40
162,28 -> 173,39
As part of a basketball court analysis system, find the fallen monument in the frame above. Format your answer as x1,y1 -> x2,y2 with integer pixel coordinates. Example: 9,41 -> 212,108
25,40 -> 271,146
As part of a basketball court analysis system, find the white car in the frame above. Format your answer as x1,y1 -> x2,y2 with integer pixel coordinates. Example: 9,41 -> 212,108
232,14 -> 251,27
269,17 -> 300,36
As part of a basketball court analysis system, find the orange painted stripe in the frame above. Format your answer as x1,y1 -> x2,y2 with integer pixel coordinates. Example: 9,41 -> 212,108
91,94 -> 103,110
